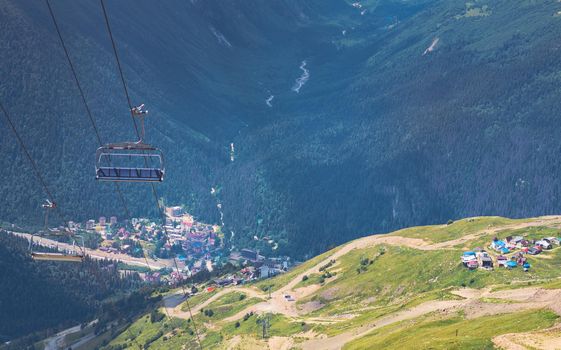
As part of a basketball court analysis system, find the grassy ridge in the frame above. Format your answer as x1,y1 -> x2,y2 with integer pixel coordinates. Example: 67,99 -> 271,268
253,245 -> 341,292
344,309 -> 559,350
180,289 -> 217,312
301,227 -> 561,312
390,217 -> 522,243
199,292 -> 262,321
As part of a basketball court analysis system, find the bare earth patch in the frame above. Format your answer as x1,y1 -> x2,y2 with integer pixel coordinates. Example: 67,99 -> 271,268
268,336 -> 294,350
320,286 -> 341,301
493,324 -> 561,350
299,301 -> 325,314
463,300 -> 548,319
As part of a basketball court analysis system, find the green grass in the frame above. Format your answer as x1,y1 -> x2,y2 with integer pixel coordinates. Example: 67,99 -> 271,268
478,297 -> 514,304
200,331 -> 224,348
492,276 -> 561,291
538,278 -> 561,289
497,226 -> 560,241
300,246 -> 469,308
106,314 -> 166,348
344,309 -> 558,350
294,273 -> 322,289
143,325 -> 207,350
310,289 -> 462,337
299,242 -> 561,320
180,290 -> 217,311
201,292 -> 262,321
117,262 -> 152,273
77,323 -> 129,350
221,313 -> 304,338
391,217 -> 522,243
253,245 -> 341,292
64,327 -> 89,344
466,225 -> 561,249
105,315 -> 202,350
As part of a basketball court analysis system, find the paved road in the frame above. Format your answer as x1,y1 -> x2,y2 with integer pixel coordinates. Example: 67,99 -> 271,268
43,324 -> 82,350
8,231 -> 173,270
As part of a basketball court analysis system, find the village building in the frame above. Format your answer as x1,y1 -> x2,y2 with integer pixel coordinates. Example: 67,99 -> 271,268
86,219 -> 95,230
241,248 -> 259,262
536,239 -> 552,250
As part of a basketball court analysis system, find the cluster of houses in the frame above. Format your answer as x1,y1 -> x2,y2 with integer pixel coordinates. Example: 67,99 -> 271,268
144,270 -> 185,285
228,248 -> 291,280
55,206 -> 294,286
163,207 -> 226,275
461,235 -> 561,271
203,255 -> 292,289
143,248 -> 293,288
489,235 -> 559,255
461,250 -> 494,270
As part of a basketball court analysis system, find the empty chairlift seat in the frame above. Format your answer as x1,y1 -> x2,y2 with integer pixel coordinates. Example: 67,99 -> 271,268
96,167 -> 163,182
31,252 -> 84,262
95,142 -> 165,182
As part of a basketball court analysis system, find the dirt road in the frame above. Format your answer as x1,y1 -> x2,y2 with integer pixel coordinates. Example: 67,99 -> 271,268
301,286 -> 561,350
42,319 -> 98,350
43,324 -> 82,350
163,287 -> 265,320
493,324 -> 561,350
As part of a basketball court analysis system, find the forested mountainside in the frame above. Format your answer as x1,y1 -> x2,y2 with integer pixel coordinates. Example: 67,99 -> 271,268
0,231 -> 146,343
3,0 -> 561,258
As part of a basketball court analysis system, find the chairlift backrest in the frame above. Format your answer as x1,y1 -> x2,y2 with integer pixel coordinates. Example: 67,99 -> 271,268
95,142 -> 165,182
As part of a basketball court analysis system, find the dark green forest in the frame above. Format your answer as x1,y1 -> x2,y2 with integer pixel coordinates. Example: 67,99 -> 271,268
0,231 -> 149,343
3,0 -> 561,259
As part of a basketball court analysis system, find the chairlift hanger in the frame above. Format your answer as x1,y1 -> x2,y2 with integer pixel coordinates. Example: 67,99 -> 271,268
95,104 -> 165,182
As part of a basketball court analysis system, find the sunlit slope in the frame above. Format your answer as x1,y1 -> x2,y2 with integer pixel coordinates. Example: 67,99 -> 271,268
105,216 -> 561,349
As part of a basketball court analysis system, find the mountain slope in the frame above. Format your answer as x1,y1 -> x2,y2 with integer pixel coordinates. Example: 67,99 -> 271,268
4,0 -> 561,258
107,216 -> 561,349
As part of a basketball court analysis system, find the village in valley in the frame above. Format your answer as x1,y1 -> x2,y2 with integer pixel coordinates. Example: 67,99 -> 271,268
33,205 -> 293,287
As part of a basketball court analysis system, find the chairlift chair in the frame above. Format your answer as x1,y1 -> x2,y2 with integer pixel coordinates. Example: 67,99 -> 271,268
95,104 -> 165,182
31,251 -> 84,262
29,233 -> 85,263
96,142 -> 164,182
29,200 -> 85,262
